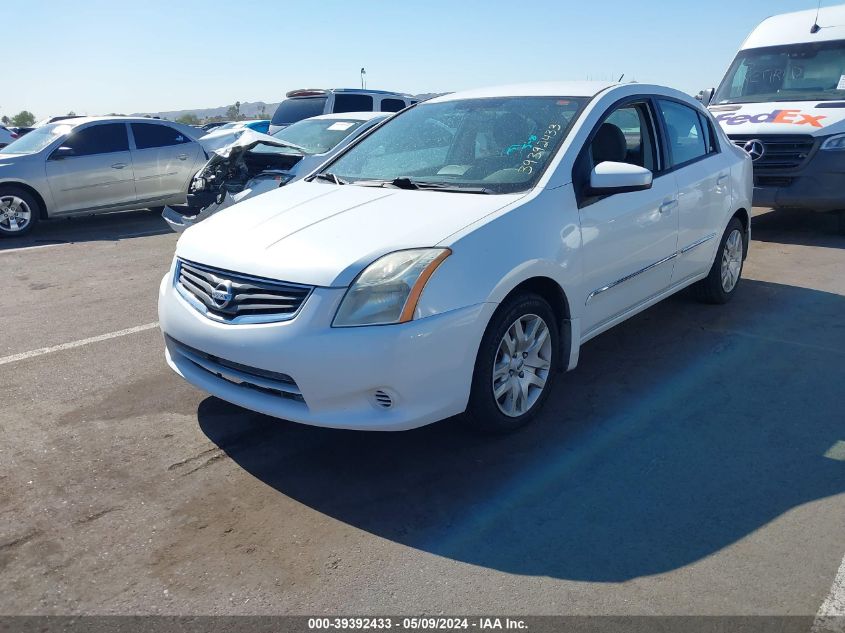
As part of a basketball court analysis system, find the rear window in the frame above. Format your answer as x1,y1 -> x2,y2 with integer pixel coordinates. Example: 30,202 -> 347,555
271,97 -> 328,126
333,94 -> 374,113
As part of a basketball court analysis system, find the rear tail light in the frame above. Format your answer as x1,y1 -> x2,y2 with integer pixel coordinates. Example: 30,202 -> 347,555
10,133 -> 18,139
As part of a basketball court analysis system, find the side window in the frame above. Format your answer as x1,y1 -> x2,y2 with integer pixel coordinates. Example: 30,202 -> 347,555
61,123 -> 129,156
658,100 -> 708,167
380,98 -> 406,112
589,103 -> 657,172
131,123 -> 189,150
333,94 -> 374,113
697,111 -> 719,155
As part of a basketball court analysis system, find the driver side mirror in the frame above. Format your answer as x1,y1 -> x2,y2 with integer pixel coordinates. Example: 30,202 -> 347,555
50,146 -> 75,160
588,162 -> 652,196
695,88 -> 715,106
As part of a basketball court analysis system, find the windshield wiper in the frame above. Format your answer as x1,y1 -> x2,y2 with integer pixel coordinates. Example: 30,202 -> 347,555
366,176 -> 493,194
312,172 -> 348,185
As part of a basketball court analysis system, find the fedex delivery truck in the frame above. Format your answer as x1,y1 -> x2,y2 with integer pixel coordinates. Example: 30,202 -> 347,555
699,4 -> 845,232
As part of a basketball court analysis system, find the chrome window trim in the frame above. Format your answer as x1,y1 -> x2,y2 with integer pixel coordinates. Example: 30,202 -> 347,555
174,258 -> 314,325
586,232 -> 718,304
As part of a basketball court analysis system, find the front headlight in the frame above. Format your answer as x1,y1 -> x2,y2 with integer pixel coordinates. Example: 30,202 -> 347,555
820,133 -> 845,151
333,248 -> 451,327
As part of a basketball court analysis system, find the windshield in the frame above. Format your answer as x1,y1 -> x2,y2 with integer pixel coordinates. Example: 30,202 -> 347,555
271,96 -> 328,127
257,118 -> 369,155
0,123 -> 72,155
713,41 -> 845,104
320,96 -> 586,194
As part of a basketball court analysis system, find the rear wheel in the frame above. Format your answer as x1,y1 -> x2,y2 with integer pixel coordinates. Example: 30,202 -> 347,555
691,217 -> 745,304
0,187 -> 40,237
464,293 -> 558,433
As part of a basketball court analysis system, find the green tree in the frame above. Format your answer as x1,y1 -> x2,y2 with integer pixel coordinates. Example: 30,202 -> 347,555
11,111 -> 36,127
225,105 -> 238,120
1,115 -> 9,126
176,113 -> 200,126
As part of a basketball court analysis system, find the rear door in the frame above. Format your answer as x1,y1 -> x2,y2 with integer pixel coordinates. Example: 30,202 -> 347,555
656,99 -> 732,284
129,122 -> 201,204
45,122 -> 136,215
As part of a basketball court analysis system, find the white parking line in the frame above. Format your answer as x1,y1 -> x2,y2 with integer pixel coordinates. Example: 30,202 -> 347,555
813,552 -> 845,633
0,242 -> 68,255
0,322 -> 159,366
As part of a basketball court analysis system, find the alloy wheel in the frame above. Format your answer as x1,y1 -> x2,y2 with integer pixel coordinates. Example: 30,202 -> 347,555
720,229 -> 743,293
492,313 -> 552,417
0,195 -> 32,233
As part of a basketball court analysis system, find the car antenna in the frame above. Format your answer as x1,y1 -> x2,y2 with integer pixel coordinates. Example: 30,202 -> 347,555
811,0 -> 822,33
618,73 -> 625,82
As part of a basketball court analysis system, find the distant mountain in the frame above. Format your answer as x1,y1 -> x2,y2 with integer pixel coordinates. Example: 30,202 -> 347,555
132,100 -> 280,121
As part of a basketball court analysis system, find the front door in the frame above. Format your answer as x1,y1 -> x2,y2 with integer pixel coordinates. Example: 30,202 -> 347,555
576,101 -> 679,335
45,122 -> 136,215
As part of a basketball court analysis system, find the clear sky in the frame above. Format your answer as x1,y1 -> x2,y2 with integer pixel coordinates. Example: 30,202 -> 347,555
3,0 -> 825,120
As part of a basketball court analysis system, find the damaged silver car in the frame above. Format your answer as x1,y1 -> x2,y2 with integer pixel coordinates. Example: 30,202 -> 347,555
162,111 -> 390,232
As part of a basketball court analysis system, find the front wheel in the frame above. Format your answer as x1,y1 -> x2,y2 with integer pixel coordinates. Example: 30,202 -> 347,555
464,293 -> 559,433
691,217 -> 745,304
0,187 -> 40,237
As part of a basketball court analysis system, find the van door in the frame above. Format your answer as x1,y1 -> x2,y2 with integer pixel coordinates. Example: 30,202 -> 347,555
45,122 -> 136,215
656,100 -> 733,284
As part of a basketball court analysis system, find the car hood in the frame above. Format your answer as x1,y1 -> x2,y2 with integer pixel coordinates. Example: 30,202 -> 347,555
0,152 -> 35,166
210,129 -> 307,158
710,101 -> 845,136
176,180 -> 524,287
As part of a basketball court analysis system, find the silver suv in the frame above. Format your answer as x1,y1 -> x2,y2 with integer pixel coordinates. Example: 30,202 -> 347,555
0,116 -> 206,237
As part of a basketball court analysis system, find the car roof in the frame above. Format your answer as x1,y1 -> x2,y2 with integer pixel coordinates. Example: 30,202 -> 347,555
306,111 -> 391,122
428,81 -> 618,103
743,4 -> 845,48
51,116 -> 185,127
286,88 -> 414,98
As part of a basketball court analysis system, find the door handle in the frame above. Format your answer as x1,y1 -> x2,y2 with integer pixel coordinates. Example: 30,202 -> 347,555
111,163 -> 127,169
177,154 -> 188,161
659,199 -> 677,214
717,173 -> 729,184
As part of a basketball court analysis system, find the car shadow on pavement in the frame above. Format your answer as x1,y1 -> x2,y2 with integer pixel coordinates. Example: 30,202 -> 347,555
752,208 -> 845,250
197,279 -> 845,582
0,208 -> 173,250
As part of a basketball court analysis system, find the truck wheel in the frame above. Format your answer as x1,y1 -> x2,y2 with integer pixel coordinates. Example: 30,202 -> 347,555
692,218 -> 745,304
463,293 -> 558,434
0,187 -> 40,237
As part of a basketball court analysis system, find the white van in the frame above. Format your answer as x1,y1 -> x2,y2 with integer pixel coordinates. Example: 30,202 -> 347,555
699,4 -> 845,231
268,88 -> 416,135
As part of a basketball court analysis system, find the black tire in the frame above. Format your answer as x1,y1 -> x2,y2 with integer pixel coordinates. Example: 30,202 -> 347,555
691,217 -> 745,304
0,186 -> 40,238
463,293 -> 559,434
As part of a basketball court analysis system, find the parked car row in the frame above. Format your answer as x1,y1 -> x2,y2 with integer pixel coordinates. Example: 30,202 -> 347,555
0,87 -> 417,237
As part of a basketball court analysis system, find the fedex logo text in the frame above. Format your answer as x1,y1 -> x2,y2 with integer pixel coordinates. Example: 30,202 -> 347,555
714,109 -> 826,128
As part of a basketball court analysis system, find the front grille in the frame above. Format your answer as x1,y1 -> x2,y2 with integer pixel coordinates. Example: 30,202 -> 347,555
729,134 -> 815,171
175,258 -> 312,324
755,175 -> 794,188
166,335 -> 304,403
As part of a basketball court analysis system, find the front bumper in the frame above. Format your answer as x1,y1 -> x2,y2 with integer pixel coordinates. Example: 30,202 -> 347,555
158,272 -> 493,431
751,149 -> 845,212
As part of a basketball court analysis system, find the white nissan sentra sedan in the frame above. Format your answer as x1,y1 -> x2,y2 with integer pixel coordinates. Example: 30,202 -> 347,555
159,82 -> 752,433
